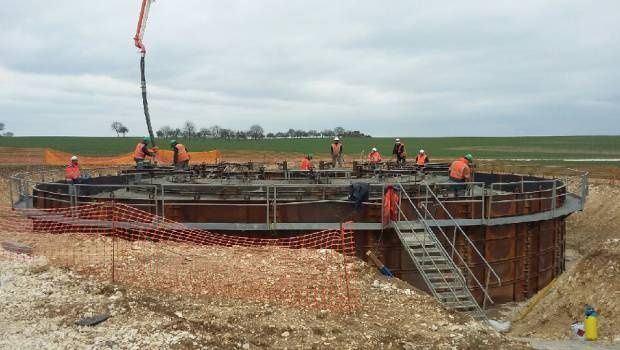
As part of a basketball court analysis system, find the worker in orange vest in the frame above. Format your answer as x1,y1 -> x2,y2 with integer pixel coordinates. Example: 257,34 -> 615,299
368,147 -> 382,163
65,155 -> 81,182
415,149 -> 429,167
330,137 -> 344,168
392,138 -> 406,165
448,154 -> 474,196
300,154 -> 314,171
170,140 -> 190,170
133,137 -> 156,168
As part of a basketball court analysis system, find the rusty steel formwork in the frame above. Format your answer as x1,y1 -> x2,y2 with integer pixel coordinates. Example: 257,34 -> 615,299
11,166 -> 587,304
358,218 -> 566,304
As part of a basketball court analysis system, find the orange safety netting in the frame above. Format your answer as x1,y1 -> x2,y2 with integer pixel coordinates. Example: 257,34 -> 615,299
44,148 -> 220,166
0,203 -> 358,311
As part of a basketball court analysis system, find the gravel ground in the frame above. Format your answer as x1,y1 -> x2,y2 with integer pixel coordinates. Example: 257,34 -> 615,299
0,247 -> 531,350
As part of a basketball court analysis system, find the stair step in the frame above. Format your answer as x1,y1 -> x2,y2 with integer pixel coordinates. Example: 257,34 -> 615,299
420,264 -> 453,271
432,282 -> 467,291
426,272 -> 457,281
446,303 -> 478,311
437,292 -> 471,301
410,247 -> 443,255
416,256 -> 449,264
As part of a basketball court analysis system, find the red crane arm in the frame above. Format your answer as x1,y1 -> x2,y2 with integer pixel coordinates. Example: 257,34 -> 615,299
133,0 -> 154,54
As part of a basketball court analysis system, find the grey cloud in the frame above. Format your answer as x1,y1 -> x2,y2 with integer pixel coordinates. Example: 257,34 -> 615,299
0,0 -> 619,136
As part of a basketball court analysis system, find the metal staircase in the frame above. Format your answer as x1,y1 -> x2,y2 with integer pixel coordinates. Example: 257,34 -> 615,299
392,183 -> 501,321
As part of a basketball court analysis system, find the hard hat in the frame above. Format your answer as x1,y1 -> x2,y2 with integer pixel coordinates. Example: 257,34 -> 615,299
395,138 -> 400,142
465,154 -> 474,162
372,147 -> 377,152
170,139 -> 177,146
143,136 -> 150,142
419,149 -> 425,153
334,136 -> 340,141
71,155 -> 78,161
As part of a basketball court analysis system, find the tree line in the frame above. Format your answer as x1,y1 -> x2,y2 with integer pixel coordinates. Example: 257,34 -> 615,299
154,122 -> 371,140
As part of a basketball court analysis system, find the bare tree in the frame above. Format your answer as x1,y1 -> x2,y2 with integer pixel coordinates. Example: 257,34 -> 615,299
157,125 -> 173,138
111,121 -> 123,137
334,126 -> 345,137
248,124 -> 264,139
3,132 -> 14,137
198,128 -> 212,138
0,123 -> 4,132
210,125 -> 222,138
182,121 -> 197,138
119,126 -> 129,137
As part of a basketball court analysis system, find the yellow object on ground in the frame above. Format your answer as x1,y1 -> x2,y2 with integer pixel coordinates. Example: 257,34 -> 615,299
44,148 -> 220,166
585,315 -> 598,341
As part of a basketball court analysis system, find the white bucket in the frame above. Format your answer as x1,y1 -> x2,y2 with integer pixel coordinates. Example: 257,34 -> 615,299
571,321 -> 585,341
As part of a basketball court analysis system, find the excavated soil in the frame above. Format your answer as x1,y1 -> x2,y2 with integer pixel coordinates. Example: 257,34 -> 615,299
508,183 -> 620,343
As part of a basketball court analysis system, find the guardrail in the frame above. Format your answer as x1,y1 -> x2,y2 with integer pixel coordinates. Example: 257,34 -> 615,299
7,167 -> 589,228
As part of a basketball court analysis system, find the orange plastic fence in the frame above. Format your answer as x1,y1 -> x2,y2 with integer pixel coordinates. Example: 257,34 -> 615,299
0,204 -> 358,311
44,148 -> 220,166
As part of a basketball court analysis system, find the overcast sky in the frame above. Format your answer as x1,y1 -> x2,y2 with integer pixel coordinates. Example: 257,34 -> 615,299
1,0 -> 619,137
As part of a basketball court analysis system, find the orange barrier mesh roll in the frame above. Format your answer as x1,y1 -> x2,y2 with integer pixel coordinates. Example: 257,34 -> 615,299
0,204 -> 359,311
44,149 -> 220,166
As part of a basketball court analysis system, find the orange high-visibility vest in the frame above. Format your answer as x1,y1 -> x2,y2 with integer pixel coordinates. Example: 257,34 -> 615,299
368,151 -> 382,162
300,158 -> 312,170
416,154 -> 428,166
331,143 -> 342,155
65,163 -> 80,180
133,143 -> 147,160
175,144 -> 190,162
449,158 -> 471,180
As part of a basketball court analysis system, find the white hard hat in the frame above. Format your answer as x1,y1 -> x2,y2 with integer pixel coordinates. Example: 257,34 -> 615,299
419,149 -> 425,153
395,138 -> 400,142
71,155 -> 78,161
334,136 -> 340,141
372,147 -> 377,152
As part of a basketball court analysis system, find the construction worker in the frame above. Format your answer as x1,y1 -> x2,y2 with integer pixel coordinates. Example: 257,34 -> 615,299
133,137 -> 156,168
392,138 -> 406,165
448,153 -> 474,196
65,155 -> 81,182
368,147 -> 382,163
300,154 -> 314,171
415,149 -> 429,167
170,140 -> 190,170
330,137 -> 344,168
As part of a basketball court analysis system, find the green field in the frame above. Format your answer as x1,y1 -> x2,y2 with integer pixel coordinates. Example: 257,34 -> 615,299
0,136 -> 619,163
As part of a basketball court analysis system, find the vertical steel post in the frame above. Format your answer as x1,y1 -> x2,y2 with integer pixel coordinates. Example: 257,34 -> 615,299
161,185 -> 166,220
273,186 -> 278,228
266,186 -> 270,230
551,180 -> 557,217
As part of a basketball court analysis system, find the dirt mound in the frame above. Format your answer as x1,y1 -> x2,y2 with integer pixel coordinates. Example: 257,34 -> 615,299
566,183 -> 620,254
0,147 -> 46,165
509,183 -> 620,343
509,248 -> 620,341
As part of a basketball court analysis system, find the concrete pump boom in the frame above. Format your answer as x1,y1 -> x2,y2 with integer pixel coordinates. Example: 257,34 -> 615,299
133,0 -> 156,147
